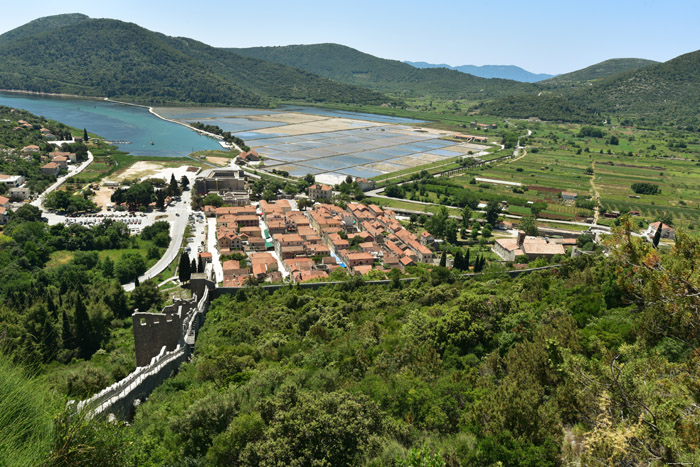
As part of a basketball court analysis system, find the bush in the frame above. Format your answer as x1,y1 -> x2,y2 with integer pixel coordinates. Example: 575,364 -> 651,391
631,182 -> 660,195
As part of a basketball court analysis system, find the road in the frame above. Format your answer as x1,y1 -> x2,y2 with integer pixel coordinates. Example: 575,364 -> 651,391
123,180 -> 194,291
206,217 -> 224,284
31,150 -> 94,210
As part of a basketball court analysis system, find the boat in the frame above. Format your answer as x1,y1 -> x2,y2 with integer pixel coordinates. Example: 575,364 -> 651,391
150,141 -> 154,145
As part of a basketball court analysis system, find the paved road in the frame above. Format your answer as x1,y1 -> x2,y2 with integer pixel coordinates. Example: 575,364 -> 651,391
31,150 -> 94,209
206,217 -> 224,284
123,182 -> 194,291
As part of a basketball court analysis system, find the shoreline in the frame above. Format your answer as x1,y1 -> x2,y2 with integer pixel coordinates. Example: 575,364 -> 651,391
0,89 -> 226,144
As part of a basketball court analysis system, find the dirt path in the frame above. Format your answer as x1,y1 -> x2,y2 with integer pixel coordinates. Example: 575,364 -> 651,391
589,161 -> 600,224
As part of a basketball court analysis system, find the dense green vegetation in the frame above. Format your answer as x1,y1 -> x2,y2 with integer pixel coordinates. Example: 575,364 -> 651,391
479,50 -> 700,127
0,16 -> 390,107
24,226 -> 694,466
230,43 -> 537,100
540,58 -> 658,86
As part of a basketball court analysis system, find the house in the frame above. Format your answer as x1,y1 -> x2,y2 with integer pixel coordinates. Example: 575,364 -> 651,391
493,230 -> 565,261
0,206 -> 7,225
0,174 -> 25,188
645,222 -> 675,240
51,155 -> 69,169
237,150 -> 260,164
198,252 -> 213,264
41,162 -> 60,177
408,240 -> 434,263
9,185 -> 30,200
561,191 -> 577,201
420,231 -> 434,245
249,252 -> 278,279
308,184 -> 332,200
355,178 -> 376,191
345,252 -> 374,270
0,195 -> 9,209
222,260 -> 250,280
22,145 -> 40,154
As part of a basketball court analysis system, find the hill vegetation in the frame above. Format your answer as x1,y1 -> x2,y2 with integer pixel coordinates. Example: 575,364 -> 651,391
230,43 -> 538,99
0,16 -> 389,107
541,58 -> 658,86
478,50 -> 700,126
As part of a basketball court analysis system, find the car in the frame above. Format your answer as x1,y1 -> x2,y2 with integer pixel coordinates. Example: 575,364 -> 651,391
176,213 -> 180,216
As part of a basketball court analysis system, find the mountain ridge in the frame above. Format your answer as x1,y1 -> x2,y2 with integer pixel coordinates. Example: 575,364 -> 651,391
229,43 -> 538,100
404,61 -> 555,83
0,16 -> 391,107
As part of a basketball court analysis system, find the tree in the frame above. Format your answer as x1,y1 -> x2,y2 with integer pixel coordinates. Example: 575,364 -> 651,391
178,252 -> 191,283
485,201 -> 501,226
83,128 -> 89,142
168,174 -> 181,197
465,248 -> 470,270
74,297 -> 95,359
297,198 -> 312,211
445,218 -> 459,244
202,193 -> 224,208
115,252 -> 147,284
439,251 -> 447,267
180,175 -> 190,190
454,250 -> 464,271
520,215 -> 539,236
155,190 -> 166,210
462,206 -> 471,229
304,173 -> 315,185
191,259 -> 197,275
131,280 -> 164,313
530,201 -> 547,217
652,225 -> 662,248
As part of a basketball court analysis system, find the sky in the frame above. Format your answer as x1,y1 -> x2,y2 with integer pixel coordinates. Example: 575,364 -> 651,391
1,0 -> 698,75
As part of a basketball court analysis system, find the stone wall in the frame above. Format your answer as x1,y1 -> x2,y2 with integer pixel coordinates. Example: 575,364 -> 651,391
132,312 -> 180,367
77,288 -> 211,420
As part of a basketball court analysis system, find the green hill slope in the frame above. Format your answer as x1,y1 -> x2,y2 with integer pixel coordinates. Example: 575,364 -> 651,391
479,50 -> 700,125
0,13 -> 90,43
0,16 -> 390,107
542,58 -> 658,86
230,43 -> 537,99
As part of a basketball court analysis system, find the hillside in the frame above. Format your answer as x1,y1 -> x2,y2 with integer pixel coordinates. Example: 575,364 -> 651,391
478,50 -> 700,125
0,13 -> 89,43
0,16 -> 390,107
230,43 -> 537,99
405,61 -> 555,82
541,58 -> 658,86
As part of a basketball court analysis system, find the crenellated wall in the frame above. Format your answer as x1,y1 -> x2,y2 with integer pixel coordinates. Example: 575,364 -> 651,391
76,287 -> 211,420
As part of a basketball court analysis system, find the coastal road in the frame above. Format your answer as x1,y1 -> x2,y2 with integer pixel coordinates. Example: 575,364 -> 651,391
123,178 -> 193,292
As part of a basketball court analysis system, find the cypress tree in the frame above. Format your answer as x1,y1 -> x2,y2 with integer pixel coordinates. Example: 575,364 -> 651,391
83,128 -> 89,142
191,259 -> 197,275
652,224 -> 662,248
74,297 -> 94,359
465,248 -> 470,270
178,252 -> 190,283
439,250 -> 447,268
454,250 -> 463,271
61,310 -> 73,349
198,257 -> 204,273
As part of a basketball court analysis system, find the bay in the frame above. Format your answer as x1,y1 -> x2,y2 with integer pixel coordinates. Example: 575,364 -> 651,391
0,92 -> 221,157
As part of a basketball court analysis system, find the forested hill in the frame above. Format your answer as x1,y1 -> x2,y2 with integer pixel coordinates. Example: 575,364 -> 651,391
478,50 -> 700,126
0,16 -> 390,107
541,58 -> 659,86
0,13 -> 90,43
229,43 -> 538,99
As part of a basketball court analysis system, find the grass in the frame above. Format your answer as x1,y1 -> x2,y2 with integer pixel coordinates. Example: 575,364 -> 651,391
0,358 -> 57,467
46,237 -> 161,270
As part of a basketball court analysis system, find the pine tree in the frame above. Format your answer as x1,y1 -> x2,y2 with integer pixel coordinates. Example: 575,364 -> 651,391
178,252 -> 191,283
439,250 -> 447,267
